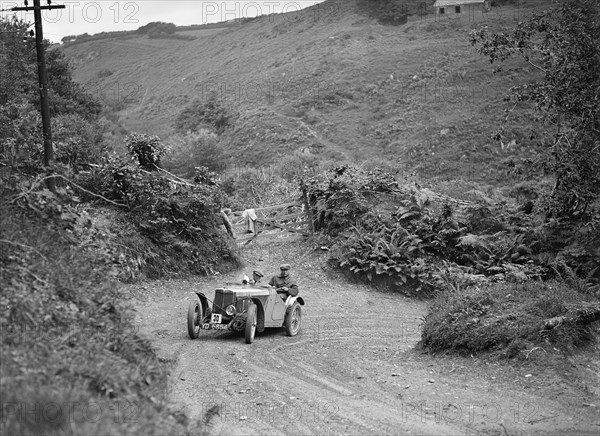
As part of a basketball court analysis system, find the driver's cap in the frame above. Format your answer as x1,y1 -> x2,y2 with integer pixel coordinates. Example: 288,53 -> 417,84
280,263 -> 291,270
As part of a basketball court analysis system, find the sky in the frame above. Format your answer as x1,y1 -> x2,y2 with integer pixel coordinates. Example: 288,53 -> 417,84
0,0 -> 327,43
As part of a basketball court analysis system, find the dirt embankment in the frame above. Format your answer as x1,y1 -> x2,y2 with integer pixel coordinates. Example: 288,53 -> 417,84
128,238 -> 600,435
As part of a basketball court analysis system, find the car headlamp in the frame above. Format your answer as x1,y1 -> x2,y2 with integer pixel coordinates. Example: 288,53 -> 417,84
225,304 -> 236,316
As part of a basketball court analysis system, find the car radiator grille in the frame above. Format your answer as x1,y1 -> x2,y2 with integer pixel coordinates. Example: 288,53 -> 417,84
212,289 -> 234,315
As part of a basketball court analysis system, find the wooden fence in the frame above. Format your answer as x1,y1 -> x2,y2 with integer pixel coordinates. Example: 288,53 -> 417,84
224,200 -> 312,245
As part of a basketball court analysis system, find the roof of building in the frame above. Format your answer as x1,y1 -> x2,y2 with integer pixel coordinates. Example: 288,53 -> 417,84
433,0 -> 485,7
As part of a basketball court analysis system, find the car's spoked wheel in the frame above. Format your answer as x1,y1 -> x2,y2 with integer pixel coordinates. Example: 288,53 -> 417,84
187,299 -> 202,339
284,302 -> 302,337
245,304 -> 257,344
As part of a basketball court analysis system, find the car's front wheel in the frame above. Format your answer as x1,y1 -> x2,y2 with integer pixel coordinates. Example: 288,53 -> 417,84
245,304 -> 257,344
187,299 -> 202,339
284,302 -> 302,337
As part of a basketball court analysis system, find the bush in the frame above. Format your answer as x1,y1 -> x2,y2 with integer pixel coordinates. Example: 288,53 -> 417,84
419,280 -> 598,357
276,150 -> 321,182
304,166 -> 599,296
162,130 -> 228,177
125,133 -> 168,171
52,113 -> 107,171
222,168 -> 297,209
305,166 -> 460,294
136,22 -> 176,35
174,94 -> 233,135
78,154 -> 238,277
97,69 -> 113,78
0,102 -> 42,171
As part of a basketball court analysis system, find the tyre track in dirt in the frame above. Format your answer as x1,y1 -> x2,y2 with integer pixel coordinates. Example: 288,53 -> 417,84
130,238 -> 600,435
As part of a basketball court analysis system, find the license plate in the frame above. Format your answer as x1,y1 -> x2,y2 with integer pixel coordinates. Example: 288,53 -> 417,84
202,323 -> 228,330
211,314 -> 222,323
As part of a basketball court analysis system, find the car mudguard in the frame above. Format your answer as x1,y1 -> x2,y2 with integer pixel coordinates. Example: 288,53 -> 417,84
284,295 -> 305,307
194,292 -> 209,317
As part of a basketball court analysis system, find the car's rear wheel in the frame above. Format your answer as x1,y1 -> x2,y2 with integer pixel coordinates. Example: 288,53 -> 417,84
284,302 -> 302,337
187,299 -> 202,339
245,304 -> 257,344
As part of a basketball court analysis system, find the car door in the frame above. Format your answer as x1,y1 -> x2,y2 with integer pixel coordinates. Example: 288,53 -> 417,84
268,293 -> 286,323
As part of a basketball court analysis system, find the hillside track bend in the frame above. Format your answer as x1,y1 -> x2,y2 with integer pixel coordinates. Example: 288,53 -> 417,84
129,238 -> 600,436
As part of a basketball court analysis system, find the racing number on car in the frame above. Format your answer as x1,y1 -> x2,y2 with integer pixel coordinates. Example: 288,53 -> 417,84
211,314 -> 222,324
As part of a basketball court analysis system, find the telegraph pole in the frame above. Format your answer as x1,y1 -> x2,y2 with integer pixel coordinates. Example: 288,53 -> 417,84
12,0 -> 65,191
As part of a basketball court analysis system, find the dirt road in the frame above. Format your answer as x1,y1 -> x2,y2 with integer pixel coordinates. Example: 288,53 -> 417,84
129,238 -> 600,435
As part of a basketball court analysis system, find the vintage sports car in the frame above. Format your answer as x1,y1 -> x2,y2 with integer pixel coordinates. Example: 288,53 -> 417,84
187,272 -> 305,344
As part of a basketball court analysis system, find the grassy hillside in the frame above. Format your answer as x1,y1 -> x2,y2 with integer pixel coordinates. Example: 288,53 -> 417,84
61,0 -> 550,183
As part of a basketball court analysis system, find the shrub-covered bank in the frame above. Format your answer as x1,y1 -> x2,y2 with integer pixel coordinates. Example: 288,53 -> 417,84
303,166 -> 599,295
79,139 -> 240,279
0,191 -> 189,435
303,165 -> 600,357
0,134 -> 240,434
1,15 -> 238,434
420,280 -> 599,357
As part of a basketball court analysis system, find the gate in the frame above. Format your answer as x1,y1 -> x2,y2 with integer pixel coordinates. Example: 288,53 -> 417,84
225,201 -> 312,245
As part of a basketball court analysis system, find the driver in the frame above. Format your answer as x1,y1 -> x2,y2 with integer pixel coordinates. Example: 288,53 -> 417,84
268,264 -> 299,297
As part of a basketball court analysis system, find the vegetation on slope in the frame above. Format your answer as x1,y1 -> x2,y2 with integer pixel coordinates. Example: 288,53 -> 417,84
357,0 -> 434,25
418,0 -> 600,356
303,164 -> 599,357
0,191 -> 188,435
471,0 -> 600,219
0,17 -> 104,173
420,280 -> 599,358
58,0 -> 598,361
0,15 -> 238,435
2,8 -> 598,430
60,0 -> 551,184
79,139 -> 239,279
304,166 -> 599,292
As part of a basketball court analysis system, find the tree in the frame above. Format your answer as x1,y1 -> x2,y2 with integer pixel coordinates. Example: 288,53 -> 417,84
136,22 -> 176,35
470,0 -> 600,218
0,16 -> 104,171
162,130 -> 228,177
174,94 -> 232,135
45,48 -> 102,119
